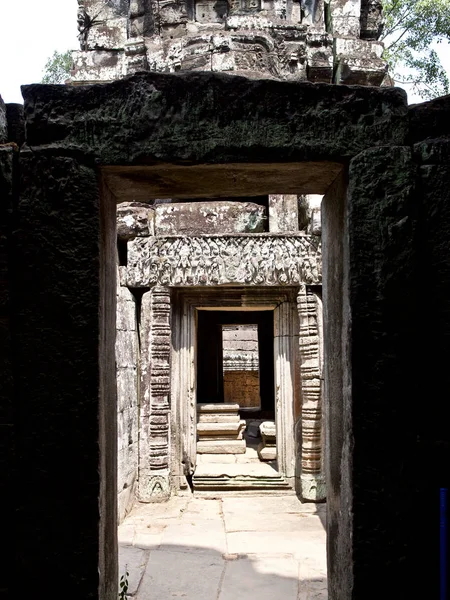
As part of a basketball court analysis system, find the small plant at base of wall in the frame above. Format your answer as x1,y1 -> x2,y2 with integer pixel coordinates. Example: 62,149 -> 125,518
119,566 -> 129,599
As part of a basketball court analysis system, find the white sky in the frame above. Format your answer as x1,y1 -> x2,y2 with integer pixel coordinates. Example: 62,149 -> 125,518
0,0 -> 449,104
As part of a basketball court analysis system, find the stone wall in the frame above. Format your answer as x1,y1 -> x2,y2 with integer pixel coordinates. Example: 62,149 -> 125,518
116,281 -> 139,522
0,95 -> 14,600
222,324 -> 260,408
7,75 -> 450,599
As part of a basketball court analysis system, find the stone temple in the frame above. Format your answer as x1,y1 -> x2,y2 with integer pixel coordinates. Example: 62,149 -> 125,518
71,0 -> 387,519
2,1 -> 450,599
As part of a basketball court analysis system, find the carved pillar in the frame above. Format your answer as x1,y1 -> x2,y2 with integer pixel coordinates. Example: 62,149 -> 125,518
274,300 -> 297,482
297,284 -> 325,500
138,286 -> 171,501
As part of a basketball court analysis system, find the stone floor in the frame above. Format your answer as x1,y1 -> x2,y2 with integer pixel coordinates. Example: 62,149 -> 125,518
118,495 -> 327,599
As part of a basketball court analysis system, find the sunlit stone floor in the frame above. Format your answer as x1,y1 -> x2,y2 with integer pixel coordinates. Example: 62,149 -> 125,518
118,495 -> 327,599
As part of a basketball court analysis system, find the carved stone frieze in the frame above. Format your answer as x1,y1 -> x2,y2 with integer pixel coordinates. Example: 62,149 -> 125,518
127,234 -> 321,287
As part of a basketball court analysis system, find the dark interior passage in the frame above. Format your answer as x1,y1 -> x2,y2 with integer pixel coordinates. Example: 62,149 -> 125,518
196,310 -> 275,417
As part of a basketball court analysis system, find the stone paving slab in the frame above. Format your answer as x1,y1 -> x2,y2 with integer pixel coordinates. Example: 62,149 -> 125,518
118,545 -> 149,595
222,497 -> 326,533
138,548 -> 225,600
160,520 -> 227,554
219,556 -> 299,600
227,530 -> 325,555
118,495 -> 327,599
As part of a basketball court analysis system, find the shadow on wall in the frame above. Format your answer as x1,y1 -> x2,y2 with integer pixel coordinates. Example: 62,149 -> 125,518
118,542 -> 327,599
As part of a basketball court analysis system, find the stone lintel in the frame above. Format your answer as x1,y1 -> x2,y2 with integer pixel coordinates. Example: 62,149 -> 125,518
126,233 -> 322,287
23,72 -> 407,167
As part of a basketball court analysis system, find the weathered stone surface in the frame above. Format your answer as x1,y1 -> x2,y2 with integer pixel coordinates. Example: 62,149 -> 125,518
138,287 -> 171,502
0,94 -> 7,143
297,194 -> 322,234
197,440 -> 246,453
193,461 -> 290,490
74,0 -> 385,89
127,234 -> 322,287
334,39 -> 387,86
116,329 -> 138,367
6,103 -> 25,147
412,138 -> 450,599
258,421 -> 277,460
330,0 -> 360,36
71,49 -> 125,82
269,195 -> 299,233
138,548 -> 224,599
117,202 -> 155,239
260,421 -> 276,438
77,0 -> 128,51
360,0 -> 383,40
11,152 -> 118,597
0,145 -> 14,600
306,32 -> 334,83
408,94 -> 450,144
23,73 -> 408,167
197,422 -> 245,436
118,545 -> 148,596
323,147 -> 418,599
117,285 -> 137,331
297,286 -> 324,501
198,403 -> 240,413
224,371 -> 260,408
198,414 -> 240,423
155,201 -> 266,235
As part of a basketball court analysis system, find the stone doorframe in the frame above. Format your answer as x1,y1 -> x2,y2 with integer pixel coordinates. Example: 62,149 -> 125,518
169,285 -> 325,499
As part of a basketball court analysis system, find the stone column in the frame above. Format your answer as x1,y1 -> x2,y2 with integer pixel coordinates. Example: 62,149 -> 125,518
268,195 -> 299,232
297,285 -> 325,500
138,286 -> 171,501
274,301 -> 297,482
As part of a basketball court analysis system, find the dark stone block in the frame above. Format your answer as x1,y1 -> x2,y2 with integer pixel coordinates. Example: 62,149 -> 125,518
22,71 -> 408,165
0,94 -> 6,143
411,138 -> 450,598
11,151 -> 117,599
323,147 -> 419,599
6,103 -> 25,147
347,146 -> 418,599
408,93 -> 450,144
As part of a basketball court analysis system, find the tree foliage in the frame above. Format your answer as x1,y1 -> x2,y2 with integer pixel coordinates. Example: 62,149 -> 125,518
381,0 -> 450,99
41,50 -> 73,84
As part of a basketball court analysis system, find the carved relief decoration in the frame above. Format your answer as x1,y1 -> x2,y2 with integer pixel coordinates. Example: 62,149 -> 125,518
148,286 -> 171,471
297,285 -> 325,500
127,234 -> 321,287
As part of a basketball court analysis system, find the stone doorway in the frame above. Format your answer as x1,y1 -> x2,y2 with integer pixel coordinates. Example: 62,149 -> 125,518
10,72 -> 431,600
197,310 -> 274,413
195,308 -> 283,491
171,288 -> 301,493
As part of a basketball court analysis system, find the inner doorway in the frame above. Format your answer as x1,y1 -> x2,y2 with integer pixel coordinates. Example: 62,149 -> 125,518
196,310 -> 275,416
194,309 -> 290,491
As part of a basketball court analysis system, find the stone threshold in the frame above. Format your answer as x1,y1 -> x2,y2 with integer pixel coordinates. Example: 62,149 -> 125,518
192,461 -> 292,492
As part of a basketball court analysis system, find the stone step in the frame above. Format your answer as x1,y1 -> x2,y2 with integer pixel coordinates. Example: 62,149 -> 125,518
198,414 -> 241,423
197,403 -> 240,413
198,435 -> 243,442
197,421 -> 245,437
196,440 -> 246,454
193,462 -> 291,491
